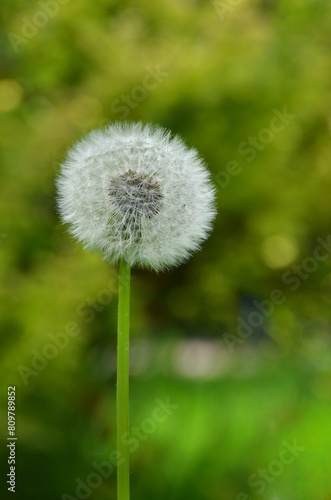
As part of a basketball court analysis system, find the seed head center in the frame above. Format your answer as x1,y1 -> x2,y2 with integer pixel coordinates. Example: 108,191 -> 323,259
109,169 -> 163,220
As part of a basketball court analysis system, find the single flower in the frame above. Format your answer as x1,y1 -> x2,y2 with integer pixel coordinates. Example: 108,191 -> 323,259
56,122 -> 216,271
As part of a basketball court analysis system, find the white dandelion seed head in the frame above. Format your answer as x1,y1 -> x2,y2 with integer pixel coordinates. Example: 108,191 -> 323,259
56,122 -> 217,271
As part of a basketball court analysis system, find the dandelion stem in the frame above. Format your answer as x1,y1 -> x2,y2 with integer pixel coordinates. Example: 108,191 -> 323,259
117,258 -> 131,500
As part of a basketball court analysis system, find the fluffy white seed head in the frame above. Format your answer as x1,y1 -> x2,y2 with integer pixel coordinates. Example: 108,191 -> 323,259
56,122 -> 217,271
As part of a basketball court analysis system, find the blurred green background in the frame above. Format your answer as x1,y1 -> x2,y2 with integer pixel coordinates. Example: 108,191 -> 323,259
1,0 -> 331,499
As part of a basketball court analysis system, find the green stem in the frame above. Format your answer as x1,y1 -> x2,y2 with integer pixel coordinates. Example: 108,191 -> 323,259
117,258 -> 131,500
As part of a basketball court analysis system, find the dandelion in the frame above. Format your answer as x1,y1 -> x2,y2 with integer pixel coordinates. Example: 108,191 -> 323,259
56,122 -> 216,271
56,122 -> 216,500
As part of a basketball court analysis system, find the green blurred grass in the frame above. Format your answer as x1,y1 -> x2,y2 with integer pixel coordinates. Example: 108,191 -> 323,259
2,350 -> 331,500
